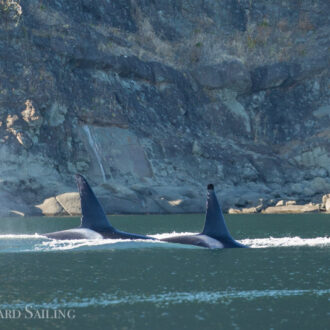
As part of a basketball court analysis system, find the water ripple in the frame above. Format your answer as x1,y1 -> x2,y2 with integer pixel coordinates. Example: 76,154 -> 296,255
0,289 -> 329,309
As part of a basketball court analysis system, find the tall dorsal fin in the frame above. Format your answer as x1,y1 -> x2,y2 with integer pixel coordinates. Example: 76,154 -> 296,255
75,174 -> 115,231
201,184 -> 232,239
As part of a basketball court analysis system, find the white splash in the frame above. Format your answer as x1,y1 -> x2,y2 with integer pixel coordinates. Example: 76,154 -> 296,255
35,238 -> 146,251
151,232 -> 198,240
0,234 -> 44,239
240,236 -> 330,248
82,125 -> 106,182
34,237 -> 169,252
154,233 -> 330,248
0,233 -> 329,252
0,289 -> 329,309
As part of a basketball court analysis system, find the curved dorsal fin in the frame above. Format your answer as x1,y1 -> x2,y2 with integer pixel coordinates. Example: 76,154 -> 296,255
75,174 -> 115,231
201,184 -> 232,239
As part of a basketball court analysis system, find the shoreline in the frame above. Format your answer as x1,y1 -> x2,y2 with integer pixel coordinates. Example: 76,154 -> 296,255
2,193 -> 330,218
229,194 -> 330,215
3,203 -> 330,218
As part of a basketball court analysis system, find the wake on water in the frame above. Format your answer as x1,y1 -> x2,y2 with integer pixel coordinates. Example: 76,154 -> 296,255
0,233 -> 329,252
1,288 -> 330,310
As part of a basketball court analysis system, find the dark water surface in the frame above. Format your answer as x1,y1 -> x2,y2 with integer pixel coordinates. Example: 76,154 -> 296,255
0,214 -> 329,329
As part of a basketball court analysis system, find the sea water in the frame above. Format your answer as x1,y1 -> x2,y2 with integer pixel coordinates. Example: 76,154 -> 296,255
0,214 -> 328,329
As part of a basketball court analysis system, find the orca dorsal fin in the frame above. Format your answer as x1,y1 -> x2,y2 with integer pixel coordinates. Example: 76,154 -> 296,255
201,184 -> 232,239
75,174 -> 115,231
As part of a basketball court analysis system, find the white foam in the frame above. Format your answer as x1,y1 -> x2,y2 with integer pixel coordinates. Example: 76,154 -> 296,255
35,238 -> 141,251
34,237 -> 169,252
152,233 -> 330,248
240,236 -> 330,248
34,232 -> 197,252
151,232 -> 197,240
0,233 -> 329,251
0,289 -> 329,310
153,233 -> 330,248
0,234 -> 44,239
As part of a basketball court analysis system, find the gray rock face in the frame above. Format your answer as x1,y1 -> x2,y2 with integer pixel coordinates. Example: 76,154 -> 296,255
36,197 -> 66,216
321,194 -> 330,213
262,203 -> 320,214
326,200 -> 330,213
0,0 -> 329,215
193,61 -> 251,93
251,63 -> 290,91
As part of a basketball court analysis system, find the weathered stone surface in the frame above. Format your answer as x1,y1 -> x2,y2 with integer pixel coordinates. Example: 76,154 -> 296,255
228,207 -> 260,214
321,194 -> 330,213
262,204 -> 320,214
47,102 -> 67,127
0,1 -> 22,29
0,0 -> 329,216
251,63 -> 290,91
326,199 -> 330,213
0,190 -> 38,217
56,193 -> 81,216
193,60 -> 251,93
36,197 -> 67,216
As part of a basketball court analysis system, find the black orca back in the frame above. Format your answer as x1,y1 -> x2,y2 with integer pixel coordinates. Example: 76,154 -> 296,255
75,174 -> 115,232
45,174 -> 156,241
202,184 -> 232,239
201,184 -> 246,248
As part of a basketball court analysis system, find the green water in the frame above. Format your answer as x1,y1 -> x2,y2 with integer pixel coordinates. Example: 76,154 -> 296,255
0,214 -> 329,329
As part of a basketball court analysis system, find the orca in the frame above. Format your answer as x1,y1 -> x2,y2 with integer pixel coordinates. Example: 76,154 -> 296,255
44,174 -> 156,241
160,184 -> 247,249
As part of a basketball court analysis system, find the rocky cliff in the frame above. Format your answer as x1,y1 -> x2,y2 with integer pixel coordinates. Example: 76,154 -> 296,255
0,0 -> 329,216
